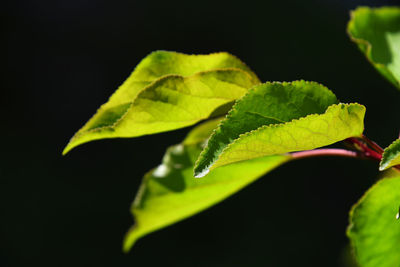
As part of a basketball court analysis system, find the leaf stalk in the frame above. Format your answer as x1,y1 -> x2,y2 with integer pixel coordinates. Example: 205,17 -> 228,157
291,148 -> 362,160
291,135 -> 400,172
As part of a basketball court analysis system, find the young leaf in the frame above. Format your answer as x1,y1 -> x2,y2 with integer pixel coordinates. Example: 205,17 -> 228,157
194,81 -> 338,176
379,138 -> 400,171
63,51 -> 260,154
348,6 -> 400,89
123,118 -> 291,251
194,81 -> 365,177
347,171 -> 400,267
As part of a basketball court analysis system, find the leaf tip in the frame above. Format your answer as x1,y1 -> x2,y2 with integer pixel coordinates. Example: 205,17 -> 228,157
378,164 -> 387,171
62,138 -> 79,156
122,226 -> 141,253
194,167 -> 210,178
62,143 -> 73,156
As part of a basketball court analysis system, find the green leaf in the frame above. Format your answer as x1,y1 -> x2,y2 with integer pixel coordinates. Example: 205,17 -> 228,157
194,81 -> 365,177
182,117 -> 224,146
348,6 -> 400,89
379,138 -> 400,171
63,51 -> 260,154
196,103 -> 365,177
123,118 -> 291,251
347,171 -> 400,267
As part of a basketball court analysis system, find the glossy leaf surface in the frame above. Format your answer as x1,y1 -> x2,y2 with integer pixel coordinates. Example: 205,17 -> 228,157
63,51 -> 259,154
194,81 -> 365,177
348,172 -> 400,267
380,138 -> 400,170
348,6 -> 400,89
123,118 -> 290,251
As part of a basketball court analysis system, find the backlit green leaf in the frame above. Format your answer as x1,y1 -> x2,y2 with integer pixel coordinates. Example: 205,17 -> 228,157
348,6 -> 400,89
194,81 -> 365,177
379,138 -> 400,170
347,171 -> 400,267
123,118 -> 290,251
63,51 -> 260,154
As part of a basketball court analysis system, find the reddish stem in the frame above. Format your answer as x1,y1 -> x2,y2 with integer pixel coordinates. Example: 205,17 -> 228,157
291,148 -> 363,160
291,136 -> 400,172
347,137 -> 382,161
362,134 -> 384,154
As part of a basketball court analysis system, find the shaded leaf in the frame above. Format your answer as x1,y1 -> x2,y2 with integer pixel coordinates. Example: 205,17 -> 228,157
348,6 -> 400,89
347,171 -> 400,267
194,81 -> 365,177
379,138 -> 400,170
123,118 -> 290,251
63,51 -> 260,154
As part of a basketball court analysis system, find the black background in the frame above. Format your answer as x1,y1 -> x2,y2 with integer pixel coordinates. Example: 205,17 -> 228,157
2,0 -> 400,266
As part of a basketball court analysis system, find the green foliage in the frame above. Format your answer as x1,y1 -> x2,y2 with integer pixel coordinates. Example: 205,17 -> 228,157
123,118 -> 290,251
348,6 -> 400,89
65,5 -> 400,266
195,96 -> 365,176
194,81 -> 338,176
380,138 -> 400,170
63,51 -> 260,154
348,171 -> 400,267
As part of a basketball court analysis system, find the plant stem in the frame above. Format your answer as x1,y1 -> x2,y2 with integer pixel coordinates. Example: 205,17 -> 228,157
362,134 -> 384,154
347,137 -> 382,161
291,148 -> 364,160
291,136 -> 400,172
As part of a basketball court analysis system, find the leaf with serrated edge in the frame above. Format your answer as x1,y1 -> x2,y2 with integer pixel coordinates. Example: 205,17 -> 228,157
63,51 -> 260,154
123,118 -> 291,251
347,171 -> 400,267
195,102 -> 365,177
379,138 -> 400,170
194,81 -> 339,177
348,6 -> 400,89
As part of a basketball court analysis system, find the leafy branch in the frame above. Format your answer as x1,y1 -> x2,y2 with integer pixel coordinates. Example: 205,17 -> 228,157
64,6 -> 400,267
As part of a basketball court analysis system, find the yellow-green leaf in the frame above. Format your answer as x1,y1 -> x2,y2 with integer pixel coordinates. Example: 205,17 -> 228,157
194,81 -> 365,177
348,171 -> 400,267
63,51 -> 260,154
379,138 -> 400,170
348,6 -> 400,89
123,118 -> 290,251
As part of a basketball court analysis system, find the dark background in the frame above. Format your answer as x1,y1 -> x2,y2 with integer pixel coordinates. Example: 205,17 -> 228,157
2,0 -> 400,266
